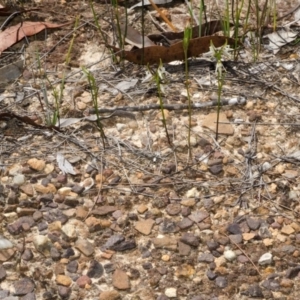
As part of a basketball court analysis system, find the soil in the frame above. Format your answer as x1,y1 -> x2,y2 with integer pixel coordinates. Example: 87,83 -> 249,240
1,0 -> 300,300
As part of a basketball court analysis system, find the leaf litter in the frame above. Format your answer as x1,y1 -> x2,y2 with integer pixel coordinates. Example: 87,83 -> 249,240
2,0 -> 300,299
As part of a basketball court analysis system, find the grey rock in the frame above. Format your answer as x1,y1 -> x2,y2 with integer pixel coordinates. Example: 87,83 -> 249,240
180,233 -> 200,247
245,283 -> 263,297
178,241 -> 191,256
71,184 -> 84,194
198,253 -> 214,263
67,260 -> 78,273
228,234 -> 243,244
14,278 -> 35,296
177,218 -> 194,230
181,207 -> 191,217
57,286 -> 71,299
21,249 -> 33,261
62,248 -> 75,258
286,266 -> 300,279
75,238 -> 94,256
246,217 -> 261,230
227,223 -> 242,234
50,247 -> 61,260
0,290 -> 9,298
111,239 -> 136,252
87,260 -> 104,278
206,240 -> 219,251
104,263 -> 115,273
209,165 -> 223,175
101,234 -> 125,251
0,265 -> 7,281
207,270 -> 217,280
159,218 -> 180,233
166,203 -> 181,216
215,276 -> 227,288
20,292 -> 36,300
189,210 -> 209,223
261,279 -> 280,291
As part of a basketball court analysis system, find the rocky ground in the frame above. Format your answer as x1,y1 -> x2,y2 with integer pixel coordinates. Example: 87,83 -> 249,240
1,0 -> 300,299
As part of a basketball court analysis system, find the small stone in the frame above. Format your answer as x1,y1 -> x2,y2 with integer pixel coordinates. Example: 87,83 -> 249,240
27,158 -> 46,171
224,249 -> 236,261
281,224 -> 295,235
229,234 -> 243,244
0,265 -> 6,280
227,223 -> 242,234
67,260 -> 78,273
177,218 -> 194,230
185,187 -> 200,198
178,241 -> 191,256
161,254 -> 170,261
12,174 -> 25,186
214,256 -> 227,267
159,218 -> 179,233
286,266 -> 300,279
0,248 -> 15,262
137,204 -> 148,214
75,238 -> 94,256
152,237 -> 177,251
198,253 -> 214,263
62,223 -> 76,240
76,206 -> 88,219
34,183 -> 57,194
246,217 -> 261,230
242,233 -> 255,241
50,247 -> 61,260
258,252 -> 272,265
99,290 -> 121,300
0,236 -> 14,249
207,240 -> 219,251
112,269 -> 130,290
263,238 -> 273,246
33,235 -> 52,257
215,276 -> 227,288
71,184 -> 84,194
92,206 -> 117,216
207,270 -> 217,280
180,199 -> 196,207
209,165 -> 223,175
181,207 -> 191,217
237,255 -> 249,263
14,278 -> 35,295
244,283 -> 263,297
20,292 -> 36,300
280,278 -> 294,288
20,184 -> 34,196
258,223 -> 272,238
175,264 -> 195,278
166,203 -> 181,216
189,210 -> 209,223
57,286 -> 71,298
134,219 -> 155,235
56,275 -> 72,287
165,287 -> 177,298
76,275 -> 92,288
180,233 -> 200,247
87,260 -> 104,278
48,221 -> 61,232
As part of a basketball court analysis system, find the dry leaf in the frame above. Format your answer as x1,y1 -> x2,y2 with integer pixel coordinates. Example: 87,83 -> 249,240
0,21 -> 70,54
108,35 -> 236,65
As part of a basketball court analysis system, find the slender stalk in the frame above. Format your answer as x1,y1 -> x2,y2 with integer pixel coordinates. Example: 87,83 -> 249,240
183,26 -> 192,161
